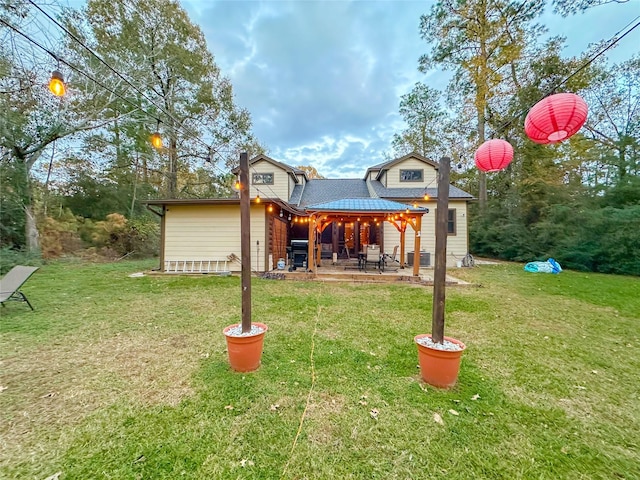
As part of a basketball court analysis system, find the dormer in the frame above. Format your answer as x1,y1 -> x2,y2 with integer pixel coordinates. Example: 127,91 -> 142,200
237,154 -> 307,201
365,152 -> 439,188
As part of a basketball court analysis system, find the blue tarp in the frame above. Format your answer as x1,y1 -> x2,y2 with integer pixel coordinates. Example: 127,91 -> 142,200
524,258 -> 562,274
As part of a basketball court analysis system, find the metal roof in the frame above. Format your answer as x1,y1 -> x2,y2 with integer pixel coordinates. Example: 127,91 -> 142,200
297,179 -> 370,207
305,198 -> 427,213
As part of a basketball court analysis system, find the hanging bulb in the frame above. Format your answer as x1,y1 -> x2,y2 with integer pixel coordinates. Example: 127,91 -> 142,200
268,204 -> 273,212
406,208 -> 410,214
150,132 -> 163,149
255,195 -> 261,203
413,203 -> 418,208
423,193 -> 429,201
280,210 -> 283,217
49,70 -> 66,96
234,179 -> 241,190
288,213 -> 292,221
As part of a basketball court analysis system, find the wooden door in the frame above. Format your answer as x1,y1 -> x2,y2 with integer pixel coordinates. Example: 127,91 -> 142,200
270,217 -> 288,269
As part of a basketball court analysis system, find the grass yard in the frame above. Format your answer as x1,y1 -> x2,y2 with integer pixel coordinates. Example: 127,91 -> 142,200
1,259 -> 639,479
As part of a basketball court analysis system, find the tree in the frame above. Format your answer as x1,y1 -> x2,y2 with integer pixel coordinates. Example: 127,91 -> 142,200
295,165 -> 325,179
392,82 -> 447,159
552,0 -> 631,16
582,56 -> 640,184
0,3 -> 129,252
419,0 -> 545,208
65,0 -> 258,199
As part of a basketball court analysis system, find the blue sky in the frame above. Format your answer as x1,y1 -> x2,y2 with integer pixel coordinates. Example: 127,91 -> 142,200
178,0 -> 639,178
56,0 -> 638,178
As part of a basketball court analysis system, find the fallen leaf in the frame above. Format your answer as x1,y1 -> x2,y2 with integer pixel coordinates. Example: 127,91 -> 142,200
224,405 -> 234,410
133,455 -> 146,464
0,385 -> 7,393
370,408 -> 379,419
239,459 -> 254,468
574,385 -> 587,390
471,394 -> 480,401
452,399 -> 461,403
591,370 -> 598,374
358,400 -> 368,406
269,404 -> 280,411
433,413 -> 444,425
43,473 -> 62,480
41,392 -> 57,399
448,409 -> 459,416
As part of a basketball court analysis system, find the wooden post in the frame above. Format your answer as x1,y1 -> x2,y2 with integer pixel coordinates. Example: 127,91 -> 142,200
239,152 -> 252,333
412,215 -> 422,277
307,215 -> 315,272
399,226 -> 406,268
432,156 -> 450,344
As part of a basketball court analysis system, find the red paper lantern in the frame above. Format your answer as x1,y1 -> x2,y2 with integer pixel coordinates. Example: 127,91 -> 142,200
474,139 -> 514,172
524,93 -> 588,144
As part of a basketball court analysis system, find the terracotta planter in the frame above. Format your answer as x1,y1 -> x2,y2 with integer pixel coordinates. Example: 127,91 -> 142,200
415,334 -> 466,388
223,322 -> 268,372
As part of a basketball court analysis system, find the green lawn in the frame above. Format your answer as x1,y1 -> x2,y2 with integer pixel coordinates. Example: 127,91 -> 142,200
1,259 -> 639,479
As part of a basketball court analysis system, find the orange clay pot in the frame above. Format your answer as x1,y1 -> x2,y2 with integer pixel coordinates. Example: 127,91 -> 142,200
223,323 -> 268,372
415,334 -> 466,388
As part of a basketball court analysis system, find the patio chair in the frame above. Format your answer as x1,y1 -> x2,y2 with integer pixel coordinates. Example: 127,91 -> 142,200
363,245 -> 383,272
0,265 -> 39,311
383,245 -> 400,271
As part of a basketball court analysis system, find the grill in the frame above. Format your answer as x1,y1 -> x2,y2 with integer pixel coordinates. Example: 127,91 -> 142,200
288,239 -> 308,270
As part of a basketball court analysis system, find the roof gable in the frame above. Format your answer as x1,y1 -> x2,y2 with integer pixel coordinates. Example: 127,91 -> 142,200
364,152 -> 439,181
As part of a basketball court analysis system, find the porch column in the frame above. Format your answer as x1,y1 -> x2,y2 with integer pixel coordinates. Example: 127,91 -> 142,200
412,215 -> 422,277
307,215 -> 315,272
400,226 -> 406,269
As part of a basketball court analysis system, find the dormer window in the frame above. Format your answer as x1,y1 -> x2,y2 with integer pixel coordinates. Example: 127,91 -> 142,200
400,169 -> 423,182
252,172 -> 274,185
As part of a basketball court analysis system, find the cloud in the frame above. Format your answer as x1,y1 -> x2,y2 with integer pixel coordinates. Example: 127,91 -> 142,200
185,0 -> 428,176
183,0 -> 639,178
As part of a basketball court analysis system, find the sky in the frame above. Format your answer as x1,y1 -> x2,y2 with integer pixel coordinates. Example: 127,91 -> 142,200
61,0 -> 639,178
176,0 -> 639,178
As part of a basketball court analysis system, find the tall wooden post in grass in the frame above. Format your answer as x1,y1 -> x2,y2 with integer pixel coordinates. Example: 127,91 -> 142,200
432,156 -> 450,344
239,152 -> 252,333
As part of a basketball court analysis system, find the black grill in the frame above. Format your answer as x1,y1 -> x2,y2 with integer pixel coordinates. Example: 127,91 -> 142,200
288,240 -> 308,269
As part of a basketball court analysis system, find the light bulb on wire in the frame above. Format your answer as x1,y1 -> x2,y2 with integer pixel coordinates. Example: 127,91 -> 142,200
49,70 -> 66,96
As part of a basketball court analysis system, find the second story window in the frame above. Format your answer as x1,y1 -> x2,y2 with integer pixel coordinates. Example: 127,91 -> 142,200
400,169 -> 423,182
252,172 -> 274,185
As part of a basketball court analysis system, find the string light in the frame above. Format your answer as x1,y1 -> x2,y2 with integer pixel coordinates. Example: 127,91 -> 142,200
150,132 -> 162,149
255,195 -> 261,203
48,70 -> 65,96
268,204 -> 273,212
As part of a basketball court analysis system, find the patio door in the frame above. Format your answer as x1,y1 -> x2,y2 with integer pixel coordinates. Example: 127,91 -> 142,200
270,217 -> 288,269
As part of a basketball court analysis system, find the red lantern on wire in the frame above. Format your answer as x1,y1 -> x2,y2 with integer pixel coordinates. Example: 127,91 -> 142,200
474,139 -> 514,172
524,93 -> 588,144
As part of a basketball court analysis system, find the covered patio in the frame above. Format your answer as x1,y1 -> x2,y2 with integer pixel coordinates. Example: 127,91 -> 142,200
302,198 -> 428,277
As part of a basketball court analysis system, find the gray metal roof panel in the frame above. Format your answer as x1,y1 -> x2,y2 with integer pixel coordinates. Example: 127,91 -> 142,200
298,179 -> 370,207
305,198 -> 427,212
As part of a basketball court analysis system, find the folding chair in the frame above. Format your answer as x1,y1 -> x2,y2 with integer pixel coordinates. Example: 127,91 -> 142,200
0,266 -> 39,311
363,245 -> 383,272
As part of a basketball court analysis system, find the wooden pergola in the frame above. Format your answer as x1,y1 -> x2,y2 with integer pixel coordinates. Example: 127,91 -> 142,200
303,198 -> 428,277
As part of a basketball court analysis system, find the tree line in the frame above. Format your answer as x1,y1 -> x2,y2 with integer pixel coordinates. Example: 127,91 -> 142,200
393,0 -> 638,276
1,0 -> 264,271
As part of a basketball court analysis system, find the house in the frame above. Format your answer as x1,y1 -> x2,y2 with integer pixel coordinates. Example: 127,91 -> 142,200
144,152 -> 474,275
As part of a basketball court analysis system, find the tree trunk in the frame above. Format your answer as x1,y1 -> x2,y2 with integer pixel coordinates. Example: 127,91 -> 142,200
25,203 -> 39,253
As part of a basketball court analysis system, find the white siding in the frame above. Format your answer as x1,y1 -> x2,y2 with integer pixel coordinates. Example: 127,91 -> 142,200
164,204 -> 267,272
249,159 -> 289,200
386,158 -> 438,189
383,200 -> 468,268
